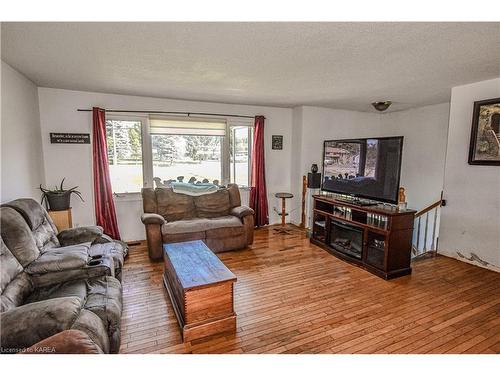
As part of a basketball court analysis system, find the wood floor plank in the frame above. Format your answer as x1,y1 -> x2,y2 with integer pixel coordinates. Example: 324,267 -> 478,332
119,225 -> 500,354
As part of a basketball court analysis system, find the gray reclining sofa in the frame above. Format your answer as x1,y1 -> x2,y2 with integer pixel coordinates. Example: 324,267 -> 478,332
0,199 -> 127,353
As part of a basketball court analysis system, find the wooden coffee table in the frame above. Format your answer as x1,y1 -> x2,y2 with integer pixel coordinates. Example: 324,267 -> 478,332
163,240 -> 237,343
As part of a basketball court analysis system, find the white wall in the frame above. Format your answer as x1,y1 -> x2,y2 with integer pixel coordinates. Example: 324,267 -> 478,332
383,103 -> 450,209
1,61 -> 45,202
288,103 -> 451,227
289,107 -> 303,224
439,78 -> 500,270
37,88 -> 293,241
289,106 -> 382,225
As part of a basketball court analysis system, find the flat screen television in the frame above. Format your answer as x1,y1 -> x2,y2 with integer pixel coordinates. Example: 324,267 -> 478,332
321,136 -> 404,204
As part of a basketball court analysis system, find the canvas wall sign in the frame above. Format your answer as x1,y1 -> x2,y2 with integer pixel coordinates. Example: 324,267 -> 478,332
50,132 -> 91,144
468,98 -> 500,165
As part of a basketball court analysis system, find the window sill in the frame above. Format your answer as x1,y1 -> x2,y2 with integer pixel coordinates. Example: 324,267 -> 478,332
113,192 -> 142,202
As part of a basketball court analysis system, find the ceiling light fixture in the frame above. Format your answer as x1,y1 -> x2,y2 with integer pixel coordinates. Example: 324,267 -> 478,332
371,101 -> 392,112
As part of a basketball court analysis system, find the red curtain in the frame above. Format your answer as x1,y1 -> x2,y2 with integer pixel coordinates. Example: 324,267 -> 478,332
249,115 -> 269,227
92,107 -> 121,240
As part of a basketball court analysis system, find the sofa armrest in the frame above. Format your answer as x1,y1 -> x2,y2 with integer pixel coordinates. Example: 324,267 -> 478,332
0,297 -> 83,351
230,205 -> 255,219
57,226 -> 104,246
21,329 -> 103,354
26,244 -> 113,287
26,243 -> 90,274
141,213 -> 166,225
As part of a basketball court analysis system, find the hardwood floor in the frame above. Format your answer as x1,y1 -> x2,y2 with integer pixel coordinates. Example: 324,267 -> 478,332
119,225 -> 500,354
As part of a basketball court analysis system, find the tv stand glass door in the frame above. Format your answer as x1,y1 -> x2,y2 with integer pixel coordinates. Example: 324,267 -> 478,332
329,220 -> 363,260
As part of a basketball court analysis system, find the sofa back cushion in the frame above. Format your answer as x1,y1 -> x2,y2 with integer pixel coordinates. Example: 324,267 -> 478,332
0,238 -> 23,294
155,188 -> 196,222
142,185 -> 241,221
0,207 -> 40,267
142,188 -> 157,214
4,199 -> 60,253
194,190 -> 231,218
0,238 -> 33,313
227,184 -> 241,208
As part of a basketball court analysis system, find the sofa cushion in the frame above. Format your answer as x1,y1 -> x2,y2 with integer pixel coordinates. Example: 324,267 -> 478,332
5,198 -> 48,232
163,216 -> 242,234
163,218 -> 209,234
71,309 -> 110,353
32,219 -> 60,253
0,237 -> 33,312
0,272 -> 33,313
57,226 -> 103,247
155,188 -> 196,222
194,190 -> 231,218
26,243 -> 90,275
25,279 -> 88,304
83,276 -> 123,353
227,184 -> 242,207
142,187 -> 158,214
5,198 -> 60,252
0,238 -> 23,294
0,207 -> 40,267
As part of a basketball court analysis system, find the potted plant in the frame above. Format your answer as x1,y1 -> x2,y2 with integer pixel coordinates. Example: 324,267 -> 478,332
39,178 -> 84,211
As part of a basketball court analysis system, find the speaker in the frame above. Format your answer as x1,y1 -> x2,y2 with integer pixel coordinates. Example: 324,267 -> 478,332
307,173 -> 321,189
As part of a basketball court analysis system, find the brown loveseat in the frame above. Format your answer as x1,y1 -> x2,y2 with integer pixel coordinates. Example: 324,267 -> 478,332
141,184 -> 254,260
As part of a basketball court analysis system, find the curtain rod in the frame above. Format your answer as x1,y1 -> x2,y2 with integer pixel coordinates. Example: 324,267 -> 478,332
77,109 -> 262,119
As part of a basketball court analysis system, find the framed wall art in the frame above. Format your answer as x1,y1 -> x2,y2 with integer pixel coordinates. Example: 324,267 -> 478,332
468,98 -> 500,166
272,135 -> 283,150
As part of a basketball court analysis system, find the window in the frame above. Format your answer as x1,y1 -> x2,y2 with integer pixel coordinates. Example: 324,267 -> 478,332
150,117 -> 225,186
105,119 -> 144,193
105,115 -> 253,194
230,126 -> 253,186
151,134 -> 223,185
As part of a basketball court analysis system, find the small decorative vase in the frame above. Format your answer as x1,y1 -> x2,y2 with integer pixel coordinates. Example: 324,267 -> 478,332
311,164 -> 318,173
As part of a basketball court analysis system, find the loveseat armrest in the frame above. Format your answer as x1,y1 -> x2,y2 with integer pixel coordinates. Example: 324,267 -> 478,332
230,205 -> 255,219
141,213 -> 166,225
57,226 -> 104,246
0,297 -> 83,351
141,214 -> 164,261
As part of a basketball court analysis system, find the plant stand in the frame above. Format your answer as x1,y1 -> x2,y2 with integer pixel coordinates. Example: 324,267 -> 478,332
48,208 -> 73,231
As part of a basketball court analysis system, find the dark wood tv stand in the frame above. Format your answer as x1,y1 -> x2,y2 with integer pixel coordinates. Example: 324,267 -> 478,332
311,194 -> 416,279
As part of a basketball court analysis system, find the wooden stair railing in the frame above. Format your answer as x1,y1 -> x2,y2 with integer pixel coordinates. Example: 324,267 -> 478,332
412,192 -> 445,259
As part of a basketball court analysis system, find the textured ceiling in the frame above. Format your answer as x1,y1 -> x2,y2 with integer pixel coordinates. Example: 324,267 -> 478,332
2,22 -> 499,112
